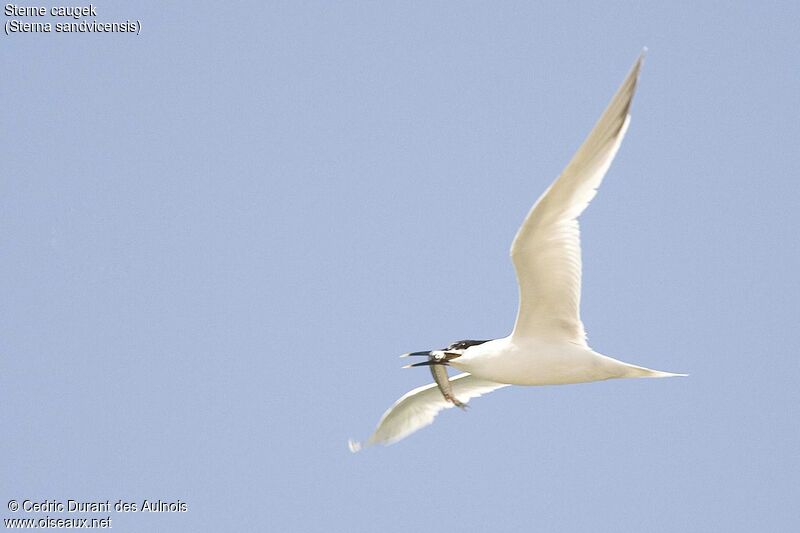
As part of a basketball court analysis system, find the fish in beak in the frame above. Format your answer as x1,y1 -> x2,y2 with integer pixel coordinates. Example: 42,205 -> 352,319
400,349 -> 467,409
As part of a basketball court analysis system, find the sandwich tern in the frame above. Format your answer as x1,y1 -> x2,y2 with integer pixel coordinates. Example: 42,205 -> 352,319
350,51 -> 685,451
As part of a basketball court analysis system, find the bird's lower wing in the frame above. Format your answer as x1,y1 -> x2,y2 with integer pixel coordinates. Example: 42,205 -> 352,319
350,373 -> 508,450
509,52 -> 644,344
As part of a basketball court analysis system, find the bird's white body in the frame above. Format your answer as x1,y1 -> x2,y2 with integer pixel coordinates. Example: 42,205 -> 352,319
350,51 -> 686,451
451,337 -> 639,386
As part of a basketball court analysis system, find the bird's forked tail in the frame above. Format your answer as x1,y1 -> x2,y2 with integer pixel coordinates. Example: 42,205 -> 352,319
621,362 -> 688,379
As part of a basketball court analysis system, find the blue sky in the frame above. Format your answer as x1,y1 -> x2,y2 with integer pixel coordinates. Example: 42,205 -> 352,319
2,2 -> 799,531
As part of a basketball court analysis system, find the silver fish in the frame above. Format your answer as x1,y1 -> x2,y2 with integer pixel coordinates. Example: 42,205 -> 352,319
429,361 -> 467,410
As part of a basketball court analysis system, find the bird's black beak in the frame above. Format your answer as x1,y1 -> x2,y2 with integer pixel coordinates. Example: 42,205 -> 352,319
410,359 -> 442,367
402,359 -> 446,369
399,350 -> 432,358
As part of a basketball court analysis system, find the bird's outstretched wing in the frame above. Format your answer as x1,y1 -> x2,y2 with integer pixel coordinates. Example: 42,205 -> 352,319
350,373 -> 508,450
510,52 -> 644,344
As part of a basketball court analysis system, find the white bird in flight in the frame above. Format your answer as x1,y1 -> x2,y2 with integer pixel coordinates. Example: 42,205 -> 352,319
350,51 -> 685,452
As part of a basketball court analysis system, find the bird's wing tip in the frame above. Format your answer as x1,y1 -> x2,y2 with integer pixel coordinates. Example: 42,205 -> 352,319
634,48 -> 647,70
347,438 -> 363,453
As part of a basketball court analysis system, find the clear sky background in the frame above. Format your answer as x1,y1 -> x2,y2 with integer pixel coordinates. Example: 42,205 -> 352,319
2,2 -> 799,531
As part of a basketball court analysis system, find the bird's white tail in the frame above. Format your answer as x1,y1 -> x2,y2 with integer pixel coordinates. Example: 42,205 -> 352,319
622,363 -> 688,378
